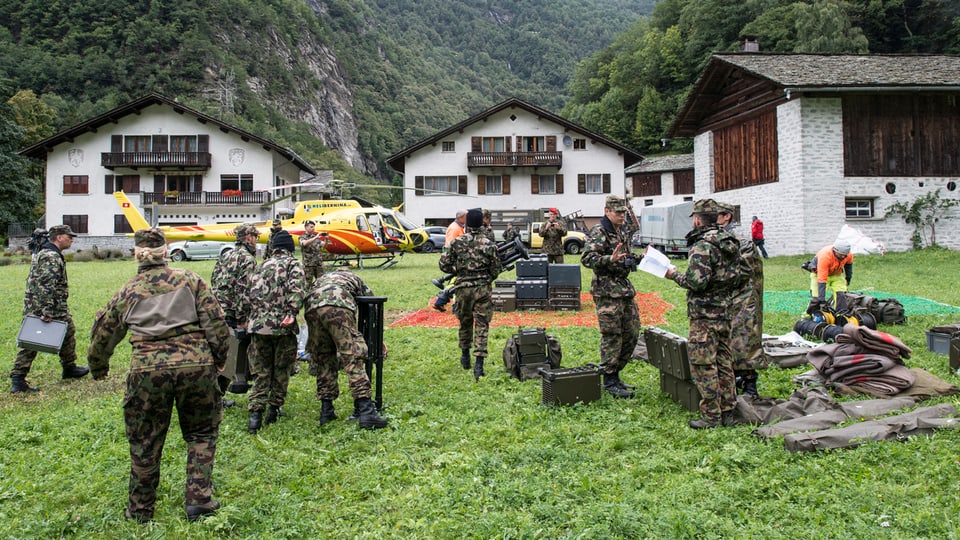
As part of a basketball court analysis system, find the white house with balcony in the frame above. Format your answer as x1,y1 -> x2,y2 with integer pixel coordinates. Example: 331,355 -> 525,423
19,92 -> 315,251
386,98 -> 643,228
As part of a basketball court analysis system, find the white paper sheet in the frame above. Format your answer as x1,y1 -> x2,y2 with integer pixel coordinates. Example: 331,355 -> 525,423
638,245 -> 675,278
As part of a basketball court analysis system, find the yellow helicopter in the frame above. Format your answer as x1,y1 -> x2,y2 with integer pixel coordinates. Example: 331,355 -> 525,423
114,181 -> 429,268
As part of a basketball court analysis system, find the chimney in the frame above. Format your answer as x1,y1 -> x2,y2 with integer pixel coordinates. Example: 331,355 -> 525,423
739,35 -> 760,52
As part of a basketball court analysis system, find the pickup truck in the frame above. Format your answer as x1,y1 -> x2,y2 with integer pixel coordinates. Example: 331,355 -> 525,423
524,223 -> 587,255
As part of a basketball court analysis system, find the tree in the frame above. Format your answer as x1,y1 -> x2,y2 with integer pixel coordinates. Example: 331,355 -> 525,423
885,189 -> 960,249
0,85 -> 39,239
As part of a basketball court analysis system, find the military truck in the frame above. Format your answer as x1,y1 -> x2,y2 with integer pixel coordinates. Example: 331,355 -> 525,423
633,200 -> 693,257
489,208 -> 588,255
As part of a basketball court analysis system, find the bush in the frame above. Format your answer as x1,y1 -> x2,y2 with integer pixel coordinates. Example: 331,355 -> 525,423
71,251 -> 96,262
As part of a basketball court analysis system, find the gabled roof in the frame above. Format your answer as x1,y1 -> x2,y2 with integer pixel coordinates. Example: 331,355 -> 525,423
626,153 -> 693,175
669,53 -> 960,137
386,97 -> 643,173
19,92 -> 315,175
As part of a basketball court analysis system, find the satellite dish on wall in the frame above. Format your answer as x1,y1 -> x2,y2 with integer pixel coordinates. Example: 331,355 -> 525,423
562,135 -> 573,147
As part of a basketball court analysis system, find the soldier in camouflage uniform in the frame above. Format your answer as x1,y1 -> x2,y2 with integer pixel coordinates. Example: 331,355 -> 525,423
539,208 -> 567,264
11,224 -> 89,393
481,209 -> 496,242
581,196 -> 640,399
717,203 -> 764,397
503,222 -> 520,243
211,223 -> 260,394
87,228 -> 230,523
664,199 -> 741,429
245,230 -> 305,433
263,219 -> 284,260
299,220 -> 330,285
439,208 -> 501,379
304,269 -> 387,429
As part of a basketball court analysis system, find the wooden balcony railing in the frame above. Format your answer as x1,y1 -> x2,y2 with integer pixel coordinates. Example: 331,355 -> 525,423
141,191 -> 269,206
467,151 -> 562,169
101,152 -> 212,169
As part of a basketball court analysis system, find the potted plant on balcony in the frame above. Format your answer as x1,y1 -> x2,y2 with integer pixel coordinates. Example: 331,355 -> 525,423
222,189 -> 242,198
163,190 -> 180,199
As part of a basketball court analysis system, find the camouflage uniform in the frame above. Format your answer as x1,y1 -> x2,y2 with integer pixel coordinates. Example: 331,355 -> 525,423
581,210 -> 640,381
304,270 -> 375,401
722,219 -> 765,392
439,224 -> 500,373
245,248 -> 304,415
539,217 -> 567,264
299,229 -> 327,284
263,222 -> 283,260
503,225 -> 520,243
211,224 -> 259,392
670,204 -> 741,425
12,238 -> 81,378
87,228 -> 230,522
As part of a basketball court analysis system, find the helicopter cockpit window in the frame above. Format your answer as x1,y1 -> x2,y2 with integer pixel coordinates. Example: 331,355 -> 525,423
394,213 -> 418,231
356,215 -> 369,232
367,214 -> 386,244
381,213 -> 404,242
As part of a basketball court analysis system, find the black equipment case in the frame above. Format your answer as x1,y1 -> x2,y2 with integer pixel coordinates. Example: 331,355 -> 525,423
539,365 -> 601,406
17,316 -> 68,354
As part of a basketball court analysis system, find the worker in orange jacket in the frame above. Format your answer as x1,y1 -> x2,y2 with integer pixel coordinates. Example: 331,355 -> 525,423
806,239 -> 853,313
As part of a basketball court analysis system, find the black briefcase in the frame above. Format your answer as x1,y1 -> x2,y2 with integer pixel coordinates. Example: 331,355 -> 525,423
17,316 -> 68,354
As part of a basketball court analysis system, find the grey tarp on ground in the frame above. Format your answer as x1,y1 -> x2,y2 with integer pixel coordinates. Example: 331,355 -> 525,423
733,387 -> 839,426
752,396 -> 917,439
783,403 -> 960,452
762,333 -> 817,369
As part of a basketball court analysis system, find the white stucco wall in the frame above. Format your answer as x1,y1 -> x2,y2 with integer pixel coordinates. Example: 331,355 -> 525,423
401,108 -> 629,226
42,103 -> 301,251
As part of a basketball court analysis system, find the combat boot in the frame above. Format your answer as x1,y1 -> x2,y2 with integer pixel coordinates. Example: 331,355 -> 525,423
473,356 -> 485,380
603,372 -> 634,399
124,508 -> 153,524
688,417 -> 722,429
264,405 -> 280,425
62,364 -> 90,379
741,376 -> 759,398
459,348 -> 471,370
185,500 -> 220,522
11,375 -> 39,394
319,399 -> 337,426
722,410 -> 748,427
248,411 -> 263,434
355,398 -> 387,429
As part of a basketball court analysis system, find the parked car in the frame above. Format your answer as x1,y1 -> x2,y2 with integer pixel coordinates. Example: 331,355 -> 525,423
168,240 -> 234,261
416,226 -> 446,253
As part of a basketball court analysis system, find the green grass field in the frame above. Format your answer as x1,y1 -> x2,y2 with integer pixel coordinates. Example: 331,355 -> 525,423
1,248 -> 959,538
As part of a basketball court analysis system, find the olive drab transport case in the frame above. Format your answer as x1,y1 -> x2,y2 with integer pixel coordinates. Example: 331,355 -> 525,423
502,327 -> 561,380
17,316 -> 68,354
539,364 -> 601,406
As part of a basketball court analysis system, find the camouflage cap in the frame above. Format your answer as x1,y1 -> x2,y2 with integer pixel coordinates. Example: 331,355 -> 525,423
690,198 -> 719,216
717,202 -> 735,215
234,223 -> 260,239
134,227 -> 166,248
47,224 -> 78,238
605,195 -> 627,212
482,208 -> 491,219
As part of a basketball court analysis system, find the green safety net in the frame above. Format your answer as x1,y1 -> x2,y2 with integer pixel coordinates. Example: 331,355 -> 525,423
764,290 -> 960,316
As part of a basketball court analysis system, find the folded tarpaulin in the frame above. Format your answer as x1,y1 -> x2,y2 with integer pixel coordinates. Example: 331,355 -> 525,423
752,396 -> 917,439
928,323 -> 960,335
733,387 -> 839,426
783,403 -> 959,452
836,324 -> 911,360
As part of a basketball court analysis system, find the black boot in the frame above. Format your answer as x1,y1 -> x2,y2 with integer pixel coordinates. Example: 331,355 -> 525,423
473,356 -> 485,380
319,399 -> 337,426
185,500 -> 220,522
689,417 -> 722,429
603,372 -> 634,398
11,375 -> 39,394
248,410 -> 263,434
264,405 -> 280,425
459,349 -> 471,370
355,398 -> 387,429
62,364 -> 90,379
742,374 -> 759,398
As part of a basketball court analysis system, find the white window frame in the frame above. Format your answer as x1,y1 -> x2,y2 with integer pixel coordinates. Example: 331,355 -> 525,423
424,176 -> 458,194
441,141 -> 455,152
585,174 -> 602,194
485,175 -> 503,195
845,198 -> 874,219
538,174 -> 556,194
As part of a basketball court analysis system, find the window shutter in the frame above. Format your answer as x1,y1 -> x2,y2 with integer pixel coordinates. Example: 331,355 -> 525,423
603,174 -> 611,193
531,174 -> 539,194
111,135 -> 123,153
471,137 -> 481,152
154,175 -> 165,192
556,174 -> 564,194
546,136 -> 556,152
122,175 -> 141,194
578,174 -> 586,194
152,134 -> 168,152
198,135 -> 209,152
502,175 -> 510,195
477,175 -> 486,195
515,136 -> 521,153
194,174 -> 203,192
458,175 -> 467,195
105,175 -> 115,194
415,176 -> 424,196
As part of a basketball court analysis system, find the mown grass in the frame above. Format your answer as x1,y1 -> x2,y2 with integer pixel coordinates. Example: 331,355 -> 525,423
1,248 -> 960,538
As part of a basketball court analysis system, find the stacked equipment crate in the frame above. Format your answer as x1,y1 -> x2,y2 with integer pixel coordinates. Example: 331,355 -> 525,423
547,264 -> 581,311
643,327 -> 701,412
515,255 -> 549,310
492,279 -> 516,312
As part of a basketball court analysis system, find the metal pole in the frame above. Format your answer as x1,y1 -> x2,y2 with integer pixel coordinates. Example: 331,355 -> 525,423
357,296 -> 387,411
